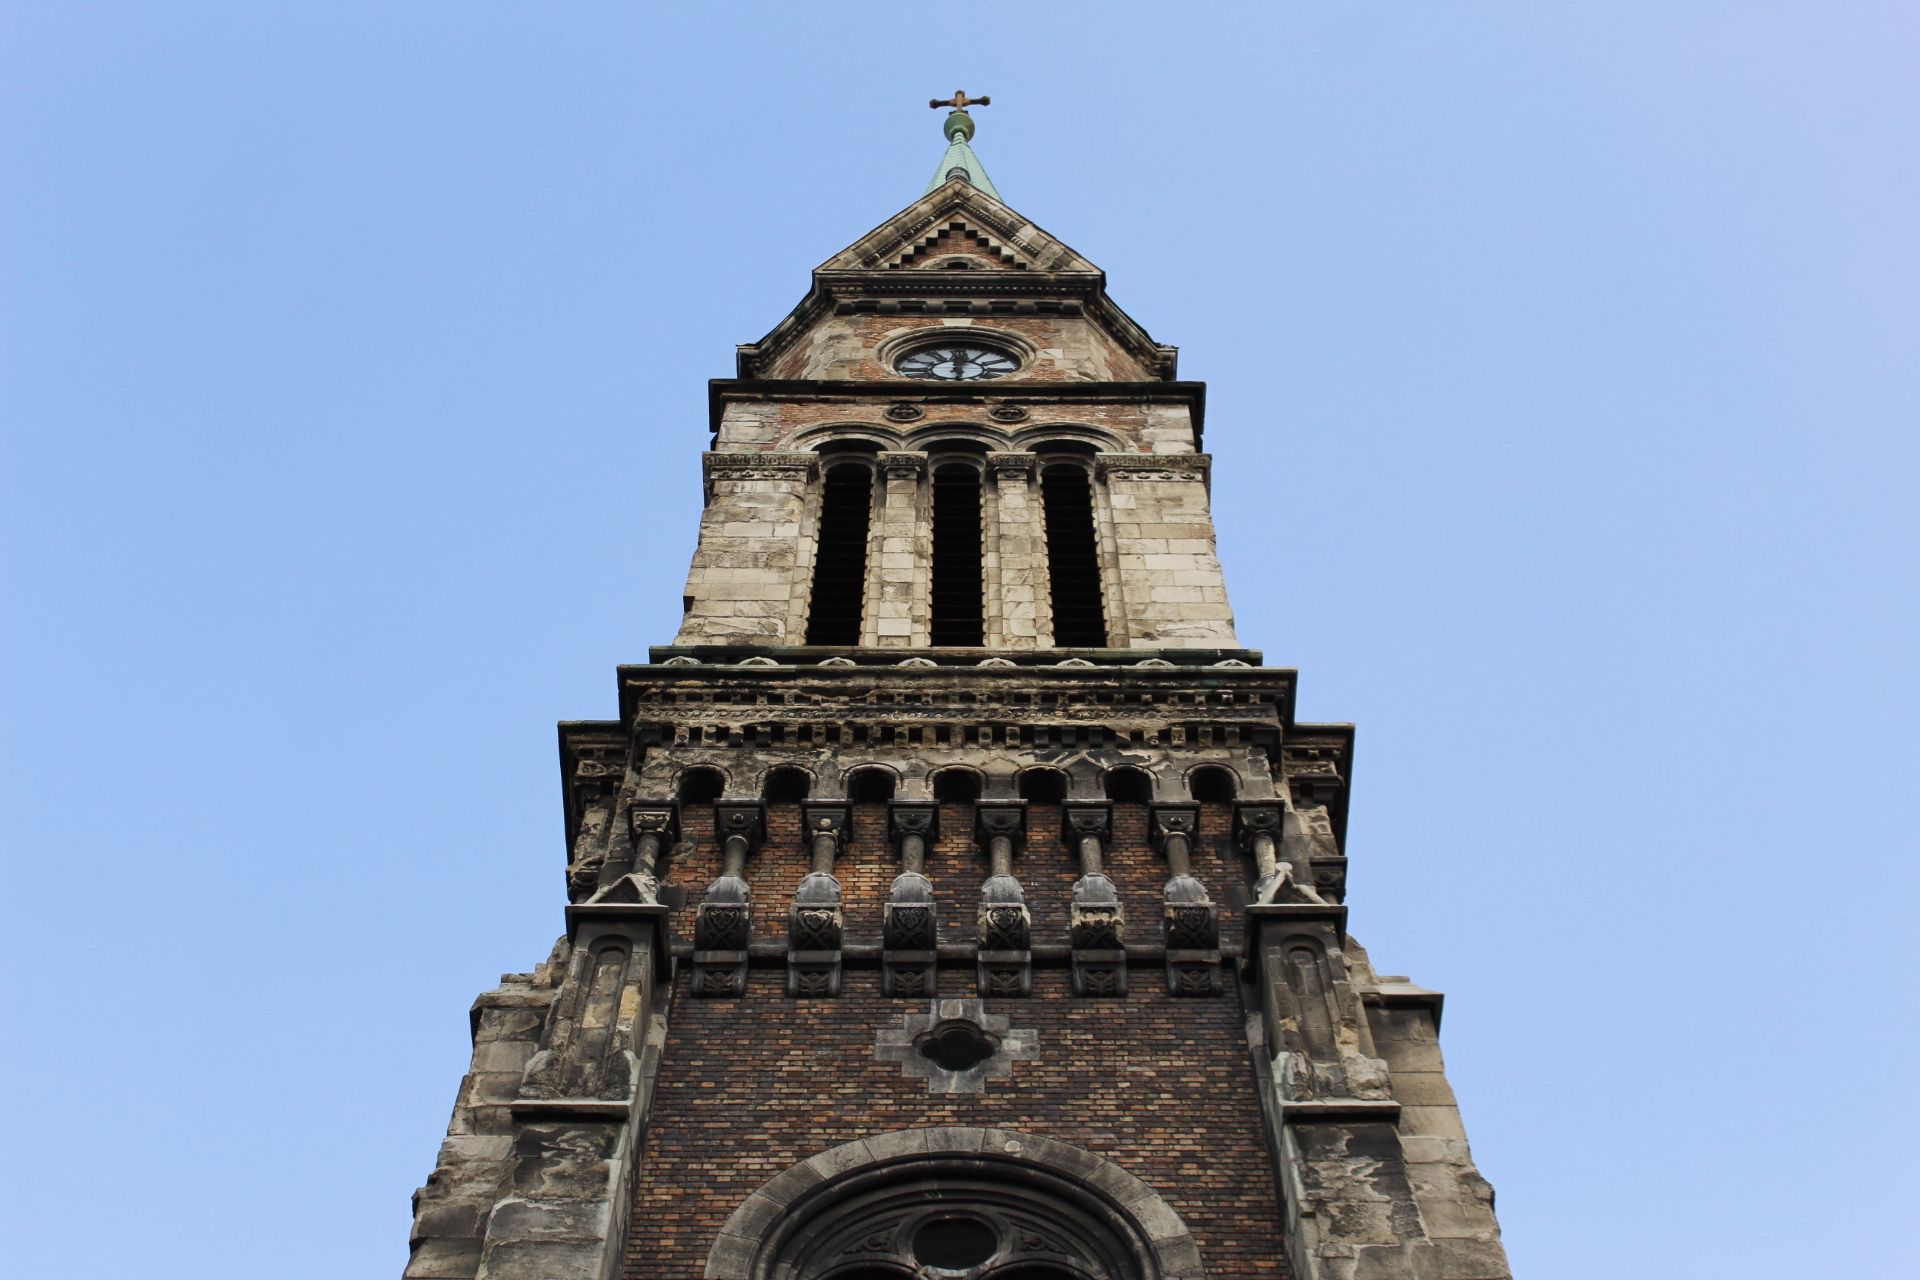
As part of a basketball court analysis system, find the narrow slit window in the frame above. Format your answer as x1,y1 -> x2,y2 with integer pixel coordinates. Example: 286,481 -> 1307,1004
930,463 -> 985,646
804,463 -> 873,645
1041,463 -> 1107,647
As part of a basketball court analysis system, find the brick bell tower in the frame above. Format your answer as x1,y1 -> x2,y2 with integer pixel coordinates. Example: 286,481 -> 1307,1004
405,98 -> 1512,1280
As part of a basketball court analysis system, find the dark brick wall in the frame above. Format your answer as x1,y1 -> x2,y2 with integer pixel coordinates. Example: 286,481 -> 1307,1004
631,799 -> 1283,1278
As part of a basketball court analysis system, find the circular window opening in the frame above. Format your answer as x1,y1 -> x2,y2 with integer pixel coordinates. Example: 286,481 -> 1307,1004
912,1215 -> 998,1270
914,1020 -> 999,1073
896,343 -> 1019,382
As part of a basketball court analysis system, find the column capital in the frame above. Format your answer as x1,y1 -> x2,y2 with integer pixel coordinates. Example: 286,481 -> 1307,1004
1149,803 -> 1200,844
986,451 -> 1036,480
1233,800 -> 1284,849
888,801 -> 938,839
975,799 -> 1028,843
801,802 -> 852,849
628,804 -> 677,839
713,802 -> 765,845
1062,800 -> 1113,842
877,450 -> 928,479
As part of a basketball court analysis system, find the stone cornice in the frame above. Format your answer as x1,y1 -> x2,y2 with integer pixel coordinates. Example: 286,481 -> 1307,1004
702,450 -> 817,478
701,451 -> 817,502
645,643 -> 1262,668
612,658 -> 1302,738
1095,452 -> 1210,484
709,379 -> 1206,445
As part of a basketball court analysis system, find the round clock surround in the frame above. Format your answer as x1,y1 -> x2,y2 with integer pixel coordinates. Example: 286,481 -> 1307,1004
894,340 -> 1020,382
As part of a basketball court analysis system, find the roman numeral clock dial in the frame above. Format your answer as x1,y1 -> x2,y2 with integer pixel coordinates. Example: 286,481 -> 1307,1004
895,343 -> 1019,381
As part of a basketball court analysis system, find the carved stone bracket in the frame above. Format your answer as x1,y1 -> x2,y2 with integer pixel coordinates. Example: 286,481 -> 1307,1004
1064,802 -> 1125,996
592,802 -> 675,904
1310,855 -> 1348,902
1152,803 -> 1220,996
565,778 -> 617,903
975,801 -> 1030,998
884,803 -> 939,997
692,803 -> 763,998
1240,799 -> 1327,906
789,805 -> 850,998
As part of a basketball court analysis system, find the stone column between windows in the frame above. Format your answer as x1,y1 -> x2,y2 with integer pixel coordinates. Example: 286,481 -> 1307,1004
1094,453 -> 1238,649
867,452 -> 928,646
1088,460 -> 1131,647
986,452 -> 1044,648
674,452 -> 818,646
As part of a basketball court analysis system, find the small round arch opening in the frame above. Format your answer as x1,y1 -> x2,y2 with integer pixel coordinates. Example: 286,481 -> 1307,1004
1016,769 -> 1069,804
676,767 -> 725,805
1103,768 -> 1154,805
847,767 -> 897,803
763,767 -> 813,804
1187,766 -> 1238,804
932,768 -> 985,803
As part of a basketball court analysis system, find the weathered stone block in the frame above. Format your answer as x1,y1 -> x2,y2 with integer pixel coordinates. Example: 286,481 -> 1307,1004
403,1236 -> 482,1278
1398,1105 -> 1469,1139
483,1196 -> 612,1244
475,1239 -> 608,1280
1391,1071 -> 1460,1107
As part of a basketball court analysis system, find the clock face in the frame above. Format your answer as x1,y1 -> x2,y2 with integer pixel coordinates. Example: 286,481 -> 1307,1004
896,343 -> 1019,381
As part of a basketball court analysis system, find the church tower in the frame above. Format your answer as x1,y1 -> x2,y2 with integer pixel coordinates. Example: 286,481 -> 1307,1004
405,100 -> 1512,1280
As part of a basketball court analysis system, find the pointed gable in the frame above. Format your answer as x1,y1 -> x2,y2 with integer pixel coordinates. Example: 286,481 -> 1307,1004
737,180 -> 1177,382
817,181 -> 1099,276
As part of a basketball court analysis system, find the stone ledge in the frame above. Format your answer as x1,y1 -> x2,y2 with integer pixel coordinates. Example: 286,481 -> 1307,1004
507,1098 -> 634,1122
1365,979 -> 1447,1032
1281,1098 -> 1403,1123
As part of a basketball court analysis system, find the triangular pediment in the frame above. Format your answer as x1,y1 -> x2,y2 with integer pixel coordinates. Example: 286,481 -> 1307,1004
737,179 -> 1177,381
818,180 -> 1100,276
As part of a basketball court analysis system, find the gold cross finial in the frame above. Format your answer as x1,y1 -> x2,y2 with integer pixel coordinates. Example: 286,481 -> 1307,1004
929,91 -> 990,112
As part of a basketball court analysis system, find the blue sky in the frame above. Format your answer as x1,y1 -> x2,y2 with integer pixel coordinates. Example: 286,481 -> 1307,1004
3,4 -> 1915,1276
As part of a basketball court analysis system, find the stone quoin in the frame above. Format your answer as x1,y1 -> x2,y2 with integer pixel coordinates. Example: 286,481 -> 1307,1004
404,99 -> 1512,1280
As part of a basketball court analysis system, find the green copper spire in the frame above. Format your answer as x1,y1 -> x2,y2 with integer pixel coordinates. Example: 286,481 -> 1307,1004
924,92 -> 1002,201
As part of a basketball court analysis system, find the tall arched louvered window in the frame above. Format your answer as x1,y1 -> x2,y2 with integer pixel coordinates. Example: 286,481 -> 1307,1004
804,462 -> 873,645
1041,462 -> 1107,647
930,462 -> 985,646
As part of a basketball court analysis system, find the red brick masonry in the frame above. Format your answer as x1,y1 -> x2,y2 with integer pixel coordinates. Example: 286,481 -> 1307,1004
627,803 -> 1288,1278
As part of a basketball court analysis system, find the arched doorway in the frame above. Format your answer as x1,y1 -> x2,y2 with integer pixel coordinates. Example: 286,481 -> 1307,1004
705,1128 -> 1205,1279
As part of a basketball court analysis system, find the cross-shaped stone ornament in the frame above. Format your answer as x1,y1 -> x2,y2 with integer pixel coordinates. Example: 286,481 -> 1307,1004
929,90 -> 990,111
